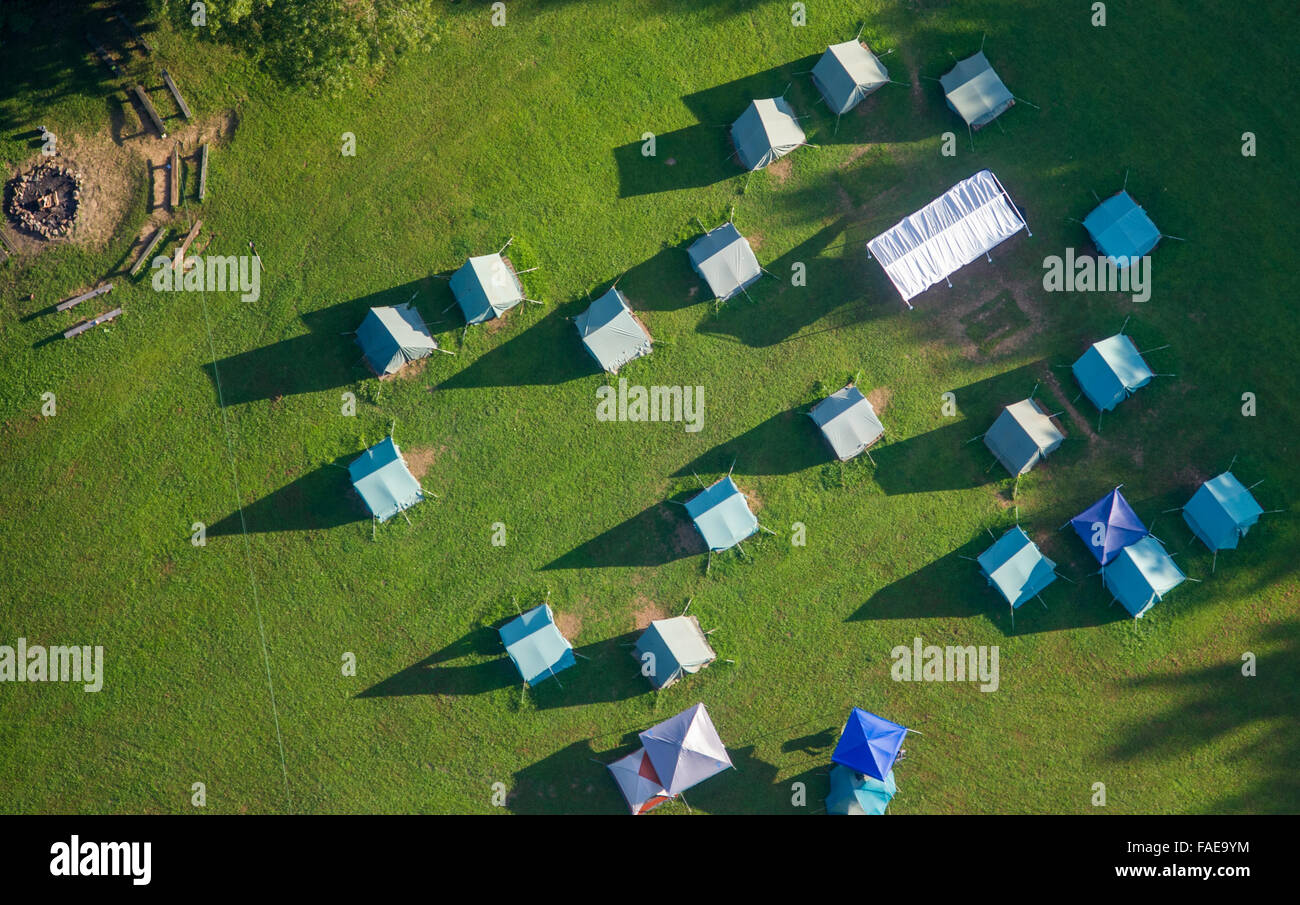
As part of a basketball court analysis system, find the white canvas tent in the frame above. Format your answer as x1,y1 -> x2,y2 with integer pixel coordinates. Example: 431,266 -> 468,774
867,169 -> 1029,307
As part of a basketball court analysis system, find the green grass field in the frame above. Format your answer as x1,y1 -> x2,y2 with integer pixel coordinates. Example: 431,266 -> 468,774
1,0 -> 1297,815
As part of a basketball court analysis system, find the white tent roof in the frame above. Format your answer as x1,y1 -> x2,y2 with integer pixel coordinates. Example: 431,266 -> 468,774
867,169 -> 1028,306
687,223 -> 763,301
810,385 -> 884,460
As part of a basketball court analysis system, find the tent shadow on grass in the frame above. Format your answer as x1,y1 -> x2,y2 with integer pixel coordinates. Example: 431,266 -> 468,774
207,458 -> 365,537
695,215 -> 887,347
673,406 -> 827,478
613,124 -> 738,198
202,279 -> 433,405
849,532 -> 1124,636
530,632 -> 649,711
357,628 -> 646,709
871,360 -> 1052,496
670,744 -> 785,815
508,739 -> 633,815
617,244 -> 706,313
542,501 -> 705,570
356,627 -> 519,699
436,304 -> 597,390
1104,620 -> 1300,814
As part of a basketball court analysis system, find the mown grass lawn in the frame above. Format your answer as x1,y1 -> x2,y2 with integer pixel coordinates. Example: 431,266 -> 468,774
1,0 -> 1296,814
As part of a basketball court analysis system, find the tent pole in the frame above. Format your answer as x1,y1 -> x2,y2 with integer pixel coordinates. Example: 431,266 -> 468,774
1212,551 -> 1218,574
1227,453 -> 1238,473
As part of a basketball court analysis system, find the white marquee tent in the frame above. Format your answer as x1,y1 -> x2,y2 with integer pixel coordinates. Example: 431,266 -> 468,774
867,169 -> 1029,307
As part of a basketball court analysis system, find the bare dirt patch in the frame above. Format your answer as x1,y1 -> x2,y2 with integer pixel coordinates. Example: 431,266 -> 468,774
632,595 -> 668,630
5,108 -> 237,257
403,445 -> 445,481
767,157 -> 793,185
554,611 -> 582,640
867,386 -> 893,414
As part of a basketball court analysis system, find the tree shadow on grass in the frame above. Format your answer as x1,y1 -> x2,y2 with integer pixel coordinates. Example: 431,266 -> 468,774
673,406 -> 828,478
207,457 -> 366,537
541,502 -> 705,570
1104,620 -> 1300,813
202,279 -> 433,405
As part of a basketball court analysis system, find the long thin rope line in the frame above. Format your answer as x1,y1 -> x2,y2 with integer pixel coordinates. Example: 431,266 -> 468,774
197,287 -> 293,810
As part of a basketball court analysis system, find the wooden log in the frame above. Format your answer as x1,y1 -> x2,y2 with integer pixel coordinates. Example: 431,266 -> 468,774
130,227 -> 166,276
161,70 -> 193,120
85,34 -> 122,75
134,85 -> 167,138
64,308 -> 123,339
115,13 -> 154,54
173,219 -> 203,271
57,283 -> 114,312
198,144 -> 209,201
169,145 -> 180,210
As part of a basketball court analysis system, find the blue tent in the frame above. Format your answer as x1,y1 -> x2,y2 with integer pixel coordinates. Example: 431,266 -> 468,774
1072,334 -> 1154,412
687,223 -> 763,301
1071,487 -> 1147,565
826,765 -> 896,816
1103,536 -> 1186,618
1183,472 -> 1264,552
977,526 -> 1057,610
831,708 -> 908,782
684,476 -> 758,552
347,437 -> 424,523
1083,191 -> 1160,266
356,303 -> 438,376
498,603 -> 575,686
449,253 -> 525,324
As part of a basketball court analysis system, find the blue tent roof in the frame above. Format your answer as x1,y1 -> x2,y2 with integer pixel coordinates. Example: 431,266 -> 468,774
498,603 -> 576,686
1083,191 -> 1161,266
1183,472 -> 1264,552
1072,334 -> 1155,412
1071,487 -> 1148,565
347,437 -> 424,523
826,764 -> 897,815
1103,536 -> 1186,618
684,476 -> 758,552
831,708 -> 908,781
977,526 -> 1057,609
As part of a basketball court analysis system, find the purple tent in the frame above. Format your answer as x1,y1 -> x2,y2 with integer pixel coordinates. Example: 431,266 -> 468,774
1070,487 -> 1147,565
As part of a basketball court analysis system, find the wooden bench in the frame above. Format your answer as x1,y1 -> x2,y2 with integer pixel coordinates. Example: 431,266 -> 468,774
130,227 -> 166,276
134,85 -> 167,138
64,308 -> 123,339
115,13 -> 154,55
161,70 -> 193,120
198,144 -> 209,201
57,283 -> 114,312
